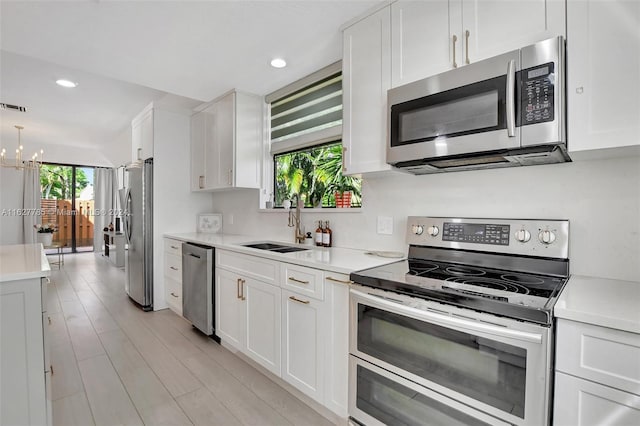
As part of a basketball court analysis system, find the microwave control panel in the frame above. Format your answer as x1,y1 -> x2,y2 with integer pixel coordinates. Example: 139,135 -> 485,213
521,62 -> 554,125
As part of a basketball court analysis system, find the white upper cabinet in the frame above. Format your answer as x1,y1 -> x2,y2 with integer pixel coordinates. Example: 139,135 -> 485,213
342,6 -> 392,175
567,0 -> 640,158
458,0 -> 566,66
390,0 -> 566,87
131,104 -> 154,161
191,90 -> 262,191
391,0 -> 452,87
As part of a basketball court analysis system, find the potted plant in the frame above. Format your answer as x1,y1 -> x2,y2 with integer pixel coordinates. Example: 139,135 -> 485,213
34,223 -> 57,246
330,175 -> 360,208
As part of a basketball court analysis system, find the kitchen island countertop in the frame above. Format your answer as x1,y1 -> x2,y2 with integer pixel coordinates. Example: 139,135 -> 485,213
0,243 -> 51,282
555,275 -> 640,334
164,232 -> 404,275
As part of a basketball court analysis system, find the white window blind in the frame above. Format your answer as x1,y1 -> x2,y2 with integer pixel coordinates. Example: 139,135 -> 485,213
268,62 -> 342,155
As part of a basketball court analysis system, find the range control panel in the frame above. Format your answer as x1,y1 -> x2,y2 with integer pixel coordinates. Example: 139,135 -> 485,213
442,223 -> 510,246
407,217 -> 569,259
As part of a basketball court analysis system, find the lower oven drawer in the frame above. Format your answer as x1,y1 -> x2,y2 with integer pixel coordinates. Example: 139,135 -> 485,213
349,356 -> 509,426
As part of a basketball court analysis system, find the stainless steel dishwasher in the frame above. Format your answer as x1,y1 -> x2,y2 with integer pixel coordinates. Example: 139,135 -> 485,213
182,242 -> 217,339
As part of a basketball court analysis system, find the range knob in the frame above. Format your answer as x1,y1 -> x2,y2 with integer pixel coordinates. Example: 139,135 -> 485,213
514,229 -> 531,243
411,225 -> 424,235
538,230 -> 557,245
427,225 -> 439,237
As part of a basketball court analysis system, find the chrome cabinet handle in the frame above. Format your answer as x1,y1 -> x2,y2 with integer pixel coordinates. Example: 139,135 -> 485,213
170,266 -> 178,271
288,277 -> 309,284
465,30 -> 470,65
452,34 -> 458,68
237,278 -> 242,299
199,175 -> 204,189
326,276 -> 353,284
289,296 -> 310,305
170,292 -> 179,298
506,59 -> 516,137
342,146 -> 347,172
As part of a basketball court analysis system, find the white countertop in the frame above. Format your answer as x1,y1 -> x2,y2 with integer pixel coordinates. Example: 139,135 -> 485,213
0,244 -> 51,282
555,275 -> 640,334
164,232 -> 404,274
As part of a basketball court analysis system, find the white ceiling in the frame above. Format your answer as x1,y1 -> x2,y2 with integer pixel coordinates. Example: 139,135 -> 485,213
0,0 -> 379,156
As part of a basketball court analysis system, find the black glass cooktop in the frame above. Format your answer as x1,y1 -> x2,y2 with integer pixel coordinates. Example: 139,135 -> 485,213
350,256 -> 568,325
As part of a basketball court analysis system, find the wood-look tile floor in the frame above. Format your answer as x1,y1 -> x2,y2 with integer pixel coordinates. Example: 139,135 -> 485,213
48,253 -> 334,426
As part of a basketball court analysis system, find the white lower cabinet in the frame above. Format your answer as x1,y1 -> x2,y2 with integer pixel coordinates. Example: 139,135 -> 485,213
163,238 -> 183,315
1,277 -> 51,426
216,253 -> 281,376
215,249 -> 350,418
554,318 -> 640,424
281,288 -> 325,402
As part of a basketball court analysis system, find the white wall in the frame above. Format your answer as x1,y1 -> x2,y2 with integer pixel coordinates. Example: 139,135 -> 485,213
152,108 -> 214,311
212,157 -> 640,282
100,127 -> 131,167
0,167 -> 25,244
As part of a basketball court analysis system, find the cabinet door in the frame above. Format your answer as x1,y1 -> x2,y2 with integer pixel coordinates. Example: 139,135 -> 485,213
140,108 -> 154,159
190,111 -> 207,191
391,0 -> 452,87
213,93 -> 235,189
132,120 -> 142,161
553,372 -> 640,426
244,276 -> 281,376
342,6 -> 392,175
215,269 -> 244,349
567,0 -> 640,156
281,289 -> 324,402
461,0 -> 565,64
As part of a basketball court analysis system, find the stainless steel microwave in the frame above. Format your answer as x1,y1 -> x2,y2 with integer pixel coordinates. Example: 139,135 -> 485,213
387,36 -> 569,174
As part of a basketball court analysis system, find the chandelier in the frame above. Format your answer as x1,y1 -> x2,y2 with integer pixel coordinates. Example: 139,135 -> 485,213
1,125 -> 43,169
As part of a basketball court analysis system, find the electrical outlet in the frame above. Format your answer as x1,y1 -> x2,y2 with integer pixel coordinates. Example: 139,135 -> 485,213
377,216 -> 393,235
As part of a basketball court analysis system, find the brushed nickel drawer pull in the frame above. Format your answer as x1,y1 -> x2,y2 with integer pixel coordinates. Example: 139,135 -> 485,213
289,296 -> 310,305
452,34 -> 458,68
170,266 -> 179,271
237,278 -> 242,299
240,279 -> 246,301
170,292 -> 179,298
170,245 -> 179,250
288,277 -> 310,284
326,276 -> 354,284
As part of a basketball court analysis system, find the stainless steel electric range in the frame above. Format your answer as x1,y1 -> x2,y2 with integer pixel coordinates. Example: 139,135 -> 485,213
348,217 -> 569,426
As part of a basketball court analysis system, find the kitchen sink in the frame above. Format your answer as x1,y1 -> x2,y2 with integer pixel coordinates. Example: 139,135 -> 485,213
242,242 -> 309,253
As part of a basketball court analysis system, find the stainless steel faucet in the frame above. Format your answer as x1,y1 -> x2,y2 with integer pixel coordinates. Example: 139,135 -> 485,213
288,193 -> 306,244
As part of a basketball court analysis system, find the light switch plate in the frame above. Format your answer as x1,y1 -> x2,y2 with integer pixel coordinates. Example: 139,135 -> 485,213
377,216 -> 393,235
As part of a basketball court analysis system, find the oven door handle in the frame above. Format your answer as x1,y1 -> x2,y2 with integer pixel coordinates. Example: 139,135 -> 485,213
351,289 -> 542,344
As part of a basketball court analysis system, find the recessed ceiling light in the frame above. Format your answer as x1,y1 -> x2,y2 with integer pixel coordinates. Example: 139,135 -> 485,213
56,79 -> 78,88
270,58 -> 287,69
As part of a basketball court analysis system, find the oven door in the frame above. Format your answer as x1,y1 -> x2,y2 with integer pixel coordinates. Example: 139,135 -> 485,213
387,49 -> 521,164
349,287 -> 551,426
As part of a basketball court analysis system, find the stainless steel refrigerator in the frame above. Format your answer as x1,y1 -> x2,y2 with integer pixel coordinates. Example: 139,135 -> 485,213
121,159 -> 153,310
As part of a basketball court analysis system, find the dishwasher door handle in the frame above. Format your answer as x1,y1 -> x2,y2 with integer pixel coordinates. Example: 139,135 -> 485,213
188,253 -> 201,259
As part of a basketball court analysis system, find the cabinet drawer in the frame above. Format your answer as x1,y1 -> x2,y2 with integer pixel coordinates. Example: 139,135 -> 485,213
164,238 -> 183,257
556,319 -> 640,395
281,263 -> 324,301
165,277 -> 182,315
323,272 -> 353,287
217,250 -> 278,286
164,253 -> 182,282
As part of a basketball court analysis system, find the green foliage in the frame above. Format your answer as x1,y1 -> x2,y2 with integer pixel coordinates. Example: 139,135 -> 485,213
274,142 -> 361,208
40,165 -> 89,199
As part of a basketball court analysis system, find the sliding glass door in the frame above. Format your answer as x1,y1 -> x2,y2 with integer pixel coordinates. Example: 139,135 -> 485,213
40,163 -> 95,253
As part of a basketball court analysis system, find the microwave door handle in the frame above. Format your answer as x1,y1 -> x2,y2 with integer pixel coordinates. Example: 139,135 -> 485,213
506,59 -> 516,137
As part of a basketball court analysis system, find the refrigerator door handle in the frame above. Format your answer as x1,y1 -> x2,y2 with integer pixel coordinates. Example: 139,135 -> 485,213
123,188 -> 132,243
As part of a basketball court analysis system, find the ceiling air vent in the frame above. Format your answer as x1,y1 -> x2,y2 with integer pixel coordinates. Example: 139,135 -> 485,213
0,103 -> 27,112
